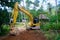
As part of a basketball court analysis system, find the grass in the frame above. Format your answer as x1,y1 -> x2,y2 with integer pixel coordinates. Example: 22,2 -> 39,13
15,22 -> 28,27
42,30 -> 60,40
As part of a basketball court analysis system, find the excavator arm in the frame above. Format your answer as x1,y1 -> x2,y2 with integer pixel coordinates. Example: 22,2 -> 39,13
19,7 -> 33,26
11,2 -> 33,27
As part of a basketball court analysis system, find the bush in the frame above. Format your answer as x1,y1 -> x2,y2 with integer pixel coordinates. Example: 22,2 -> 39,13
49,15 -> 57,22
55,34 -> 60,40
51,23 -> 60,30
41,23 -> 51,31
41,22 -> 60,31
0,9 -> 10,27
0,24 -> 10,36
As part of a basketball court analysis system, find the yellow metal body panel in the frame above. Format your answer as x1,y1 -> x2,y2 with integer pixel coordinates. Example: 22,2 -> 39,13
11,2 -> 19,27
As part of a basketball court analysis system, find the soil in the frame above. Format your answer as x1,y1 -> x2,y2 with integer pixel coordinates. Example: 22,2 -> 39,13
0,30 -> 46,40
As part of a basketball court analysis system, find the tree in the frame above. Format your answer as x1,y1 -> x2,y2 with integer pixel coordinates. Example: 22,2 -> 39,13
55,0 -> 59,24
57,1 -> 60,21
33,0 -> 39,9
30,9 -> 37,17
0,8 -> 10,35
47,3 -> 52,14
26,0 -> 31,10
0,8 -> 10,25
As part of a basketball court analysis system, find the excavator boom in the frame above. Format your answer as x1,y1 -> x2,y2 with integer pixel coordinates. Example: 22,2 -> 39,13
11,2 -> 33,27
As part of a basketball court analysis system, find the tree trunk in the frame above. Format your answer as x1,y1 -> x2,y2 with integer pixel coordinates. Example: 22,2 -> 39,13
55,0 -> 58,24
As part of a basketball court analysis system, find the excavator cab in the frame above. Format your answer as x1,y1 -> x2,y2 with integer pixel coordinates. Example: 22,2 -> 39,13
33,17 -> 39,27
28,17 -> 40,30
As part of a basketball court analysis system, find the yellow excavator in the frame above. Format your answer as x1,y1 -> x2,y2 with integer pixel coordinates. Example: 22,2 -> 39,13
10,2 -> 40,29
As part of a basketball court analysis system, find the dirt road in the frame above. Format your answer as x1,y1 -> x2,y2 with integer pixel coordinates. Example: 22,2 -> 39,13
0,30 -> 46,40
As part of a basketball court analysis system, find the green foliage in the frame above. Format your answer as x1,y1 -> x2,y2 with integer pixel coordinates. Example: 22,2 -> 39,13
44,31 -> 56,40
41,22 -> 60,31
49,15 -> 57,22
1,0 -> 21,8
57,4 -> 60,21
0,9 -> 10,26
55,34 -> 60,40
58,13 -> 60,21
34,0 -> 39,7
57,10 -> 60,21
30,9 -> 40,17
41,23 -> 51,31
49,22 -> 60,30
44,31 -> 60,40
26,0 -> 31,9
6,2 -> 15,8
54,23 -> 60,30
30,9 -> 36,17
47,3 -> 52,14
0,24 -> 10,36
17,12 -> 22,22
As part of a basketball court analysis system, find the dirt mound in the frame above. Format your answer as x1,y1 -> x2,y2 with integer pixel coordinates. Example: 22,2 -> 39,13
2,30 -> 46,40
